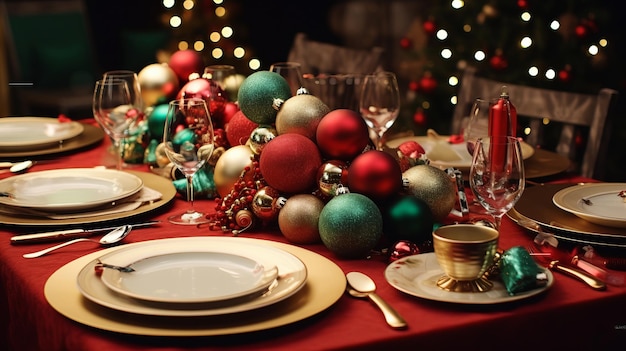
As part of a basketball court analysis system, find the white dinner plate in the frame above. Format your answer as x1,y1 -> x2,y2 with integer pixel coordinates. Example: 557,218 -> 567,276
384,252 -> 553,304
386,135 -> 534,171
553,183 -> 626,228
0,117 -> 84,150
76,237 -> 307,317
100,252 -> 279,304
0,168 -> 143,212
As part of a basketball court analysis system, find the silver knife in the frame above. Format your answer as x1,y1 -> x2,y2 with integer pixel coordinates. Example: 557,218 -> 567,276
10,220 -> 160,244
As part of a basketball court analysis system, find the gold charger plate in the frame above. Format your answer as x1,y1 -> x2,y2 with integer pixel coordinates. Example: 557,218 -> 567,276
0,170 -> 175,226
510,183 -> 626,244
0,124 -> 104,158
523,148 -> 571,179
44,237 -> 346,336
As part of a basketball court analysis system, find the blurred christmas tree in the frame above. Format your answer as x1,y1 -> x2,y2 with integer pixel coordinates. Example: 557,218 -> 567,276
160,0 -> 260,75
396,0 -> 618,136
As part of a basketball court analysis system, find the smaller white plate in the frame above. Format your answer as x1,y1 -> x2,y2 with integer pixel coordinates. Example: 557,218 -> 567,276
101,252 -> 278,304
386,135 -> 534,171
553,183 -> 626,228
0,168 -> 143,212
0,117 -> 84,150
384,252 -> 552,304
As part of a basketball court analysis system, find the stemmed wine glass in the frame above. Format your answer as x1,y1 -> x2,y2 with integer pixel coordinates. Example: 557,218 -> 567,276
463,98 -> 492,156
102,70 -> 144,112
92,79 -> 138,170
163,98 -> 215,225
270,62 -> 304,96
359,71 -> 401,150
469,136 -> 525,229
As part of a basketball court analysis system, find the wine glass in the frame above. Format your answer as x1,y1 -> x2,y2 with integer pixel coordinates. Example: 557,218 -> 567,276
163,98 -> 215,225
359,71 -> 401,150
92,79 -> 138,170
102,70 -> 144,112
463,98 -> 492,156
269,62 -> 304,96
469,136 -> 525,230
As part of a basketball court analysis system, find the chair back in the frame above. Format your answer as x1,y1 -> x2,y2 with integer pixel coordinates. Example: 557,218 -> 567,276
452,66 -> 618,179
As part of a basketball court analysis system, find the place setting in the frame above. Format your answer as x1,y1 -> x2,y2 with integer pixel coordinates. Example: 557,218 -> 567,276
0,167 -> 176,226
44,236 -> 347,336
0,116 -> 105,158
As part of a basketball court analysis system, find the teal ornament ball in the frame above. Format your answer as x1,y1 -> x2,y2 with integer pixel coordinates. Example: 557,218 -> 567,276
319,193 -> 383,258
147,103 -> 169,139
173,165 -> 217,199
172,128 -> 195,146
383,195 -> 434,244
237,71 -> 292,125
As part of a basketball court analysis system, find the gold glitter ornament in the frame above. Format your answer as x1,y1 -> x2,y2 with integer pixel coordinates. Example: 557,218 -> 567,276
275,94 -> 330,140
278,194 -> 325,244
402,165 -> 456,222
213,145 -> 255,197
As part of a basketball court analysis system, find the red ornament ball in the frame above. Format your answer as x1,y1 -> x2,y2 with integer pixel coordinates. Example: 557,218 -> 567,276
423,20 -> 436,35
418,74 -> 437,94
399,37 -> 412,49
408,80 -> 419,92
225,110 -> 258,146
412,109 -> 427,127
558,69 -> 571,82
575,24 -> 587,38
489,54 -> 508,70
517,0 -> 528,9
389,240 -> 421,262
348,150 -> 403,201
222,101 -> 240,125
259,133 -> 322,194
177,78 -> 227,125
168,50 -> 204,84
316,109 -> 370,161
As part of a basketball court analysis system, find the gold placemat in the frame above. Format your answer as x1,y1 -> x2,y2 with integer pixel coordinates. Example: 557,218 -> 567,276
0,170 -> 175,226
44,238 -> 346,336
0,124 -> 104,158
513,183 -> 626,239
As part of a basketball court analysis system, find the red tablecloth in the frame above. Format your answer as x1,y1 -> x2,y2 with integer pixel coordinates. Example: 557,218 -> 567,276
2,121 -> 626,350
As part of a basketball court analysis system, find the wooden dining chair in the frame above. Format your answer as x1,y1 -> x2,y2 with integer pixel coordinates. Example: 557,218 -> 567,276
287,32 -> 385,75
0,0 -> 99,117
452,66 -> 618,180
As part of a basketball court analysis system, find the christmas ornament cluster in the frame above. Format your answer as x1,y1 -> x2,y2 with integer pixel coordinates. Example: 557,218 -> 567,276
131,50 -> 458,260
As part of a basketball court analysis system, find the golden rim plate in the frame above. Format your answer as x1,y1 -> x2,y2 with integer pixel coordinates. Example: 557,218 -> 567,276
512,183 -> 626,240
0,168 -> 143,212
0,123 -> 104,158
553,183 -> 626,229
45,237 -> 346,336
385,252 -> 553,304
0,170 -> 175,226
93,238 -> 305,309
0,117 -> 84,149
386,135 -> 534,171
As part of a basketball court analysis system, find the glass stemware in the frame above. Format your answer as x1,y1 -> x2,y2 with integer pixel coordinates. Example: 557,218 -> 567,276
102,70 -> 144,112
469,136 -> 525,229
269,62 -> 304,96
92,79 -> 138,170
359,71 -> 401,150
463,98 -> 492,156
163,98 -> 215,225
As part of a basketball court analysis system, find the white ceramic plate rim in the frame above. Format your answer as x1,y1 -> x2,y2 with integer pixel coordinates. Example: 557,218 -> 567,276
553,183 -> 626,228
384,252 -> 553,304
0,168 -> 143,212
386,135 -> 534,171
76,237 -> 307,317
0,117 -> 84,148
100,251 -> 278,304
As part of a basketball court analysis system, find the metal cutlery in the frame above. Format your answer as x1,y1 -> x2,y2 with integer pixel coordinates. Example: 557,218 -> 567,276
346,271 -> 407,329
10,220 -> 159,244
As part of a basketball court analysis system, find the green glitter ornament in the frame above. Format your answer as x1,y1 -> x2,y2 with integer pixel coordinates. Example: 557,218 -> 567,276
318,193 -> 383,258
237,71 -> 292,125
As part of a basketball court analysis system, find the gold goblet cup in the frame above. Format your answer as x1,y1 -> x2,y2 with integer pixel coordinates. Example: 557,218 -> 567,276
433,224 -> 499,293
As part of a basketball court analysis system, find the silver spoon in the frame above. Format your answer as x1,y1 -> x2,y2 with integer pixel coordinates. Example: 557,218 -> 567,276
23,225 -> 131,258
346,271 -> 407,329
0,160 -> 35,174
